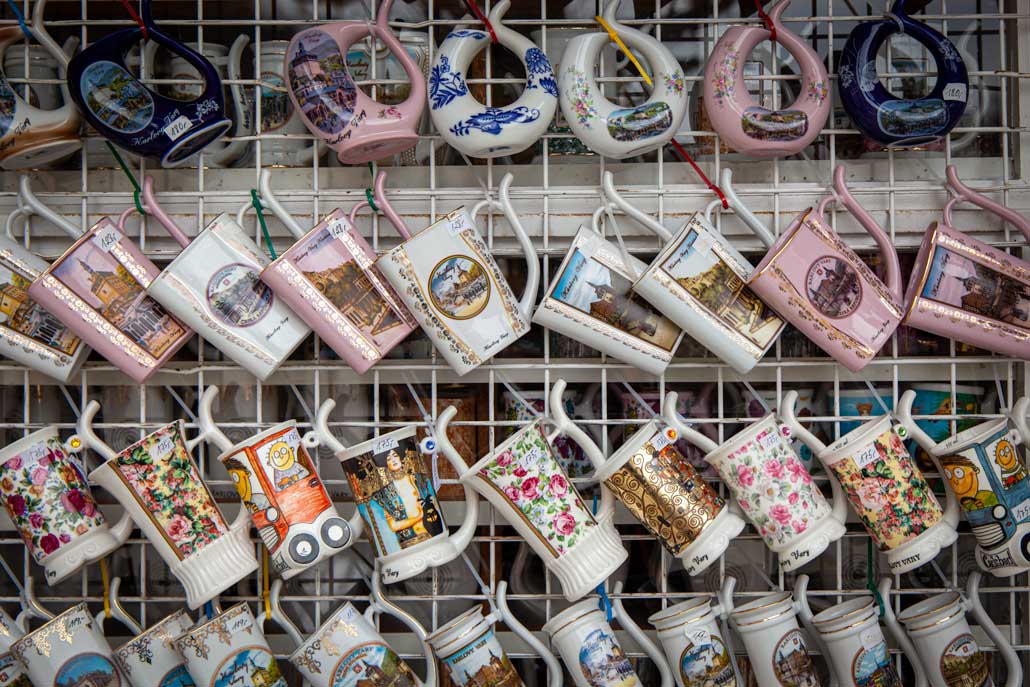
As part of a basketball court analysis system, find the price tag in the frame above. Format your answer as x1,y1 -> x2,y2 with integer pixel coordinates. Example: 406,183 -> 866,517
651,429 -> 673,451
92,224 -> 122,253
758,430 -> 779,452
860,626 -> 881,651
328,220 -> 350,241
163,115 -> 193,141
1012,497 -> 1030,524
854,444 -> 881,469
692,229 -> 715,254
448,213 -> 472,237
687,628 -> 710,648
372,435 -> 400,455
943,83 -> 967,102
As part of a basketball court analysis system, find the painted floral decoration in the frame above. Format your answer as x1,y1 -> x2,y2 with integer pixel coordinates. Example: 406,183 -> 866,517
563,67 -> 598,126
807,80 -> 828,103
449,106 -> 541,137
525,47 -> 558,98
838,64 -> 855,90
712,50 -> 738,102
429,55 -> 469,110
663,71 -> 686,94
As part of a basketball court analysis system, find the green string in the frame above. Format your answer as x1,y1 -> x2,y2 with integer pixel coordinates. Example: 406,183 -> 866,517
867,536 -> 885,617
104,141 -> 146,216
365,162 -> 378,212
250,189 -> 277,260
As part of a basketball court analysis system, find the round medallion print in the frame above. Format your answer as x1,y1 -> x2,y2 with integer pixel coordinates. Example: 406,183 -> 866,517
206,263 -> 273,327
771,629 -> 818,687
805,256 -> 862,319
55,652 -> 121,687
213,647 -> 286,687
429,255 -> 491,320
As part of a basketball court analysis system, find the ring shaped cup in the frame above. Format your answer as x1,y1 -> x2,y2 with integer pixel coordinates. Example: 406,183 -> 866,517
174,603 -> 288,687
429,0 -> 557,158
703,0 -> 830,158
899,390 -> 1030,577
783,390 -> 959,575
0,425 -> 131,585
602,169 -> 786,374
838,0 -> 968,148
258,169 -> 418,374
727,590 -> 823,687
581,411 -> 745,577
0,26 -> 80,169
12,602 -> 127,687
436,379 -> 628,602
113,609 -> 194,687
903,165 -> 1030,359
313,396 -> 478,585
664,391 -> 847,572
141,176 -> 311,380
35,0 -> 232,167
284,0 -> 426,164
376,172 -> 540,376
747,165 -> 904,372
78,400 -> 259,610
557,0 -> 687,158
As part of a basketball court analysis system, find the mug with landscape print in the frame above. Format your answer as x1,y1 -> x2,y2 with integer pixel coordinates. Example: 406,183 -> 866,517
174,603 -> 287,687
664,391 -> 848,572
113,609 -> 194,687
437,378 -> 629,602
782,390 -> 960,574
257,41 -> 322,166
313,399 -> 478,585
0,425 -> 132,585
78,401 -> 258,609
11,602 -> 126,687
727,590 -> 824,687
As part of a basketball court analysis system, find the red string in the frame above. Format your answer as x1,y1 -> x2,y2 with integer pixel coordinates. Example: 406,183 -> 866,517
754,0 -> 776,43
668,139 -> 729,209
119,0 -> 147,39
462,0 -> 497,43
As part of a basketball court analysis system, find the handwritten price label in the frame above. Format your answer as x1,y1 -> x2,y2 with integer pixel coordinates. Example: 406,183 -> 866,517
758,430 -> 779,452
943,83 -> 967,102
854,444 -> 881,469
372,435 -> 400,455
651,429 -> 673,451
328,220 -> 350,241
92,224 -> 121,253
687,629 -> 710,648
163,115 -> 193,141
860,626 -> 881,651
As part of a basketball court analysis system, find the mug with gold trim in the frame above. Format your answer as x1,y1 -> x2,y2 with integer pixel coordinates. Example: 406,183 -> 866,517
11,603 -> 126,687
174,603 -> 287,687
113,609 -> 195,687
726,590 -> 823,687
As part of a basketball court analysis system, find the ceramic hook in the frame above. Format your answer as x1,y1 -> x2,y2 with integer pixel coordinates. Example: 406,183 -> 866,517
197,386 -> 236,454
255,579 -> 304,648
611,581 -> 673,687
16,176 -> 82,239
496,581 -> 563,686
16,576 -> 53,627
94,576 -> 142,636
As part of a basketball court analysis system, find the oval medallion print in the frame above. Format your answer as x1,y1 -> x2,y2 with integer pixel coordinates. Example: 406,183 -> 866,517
79,60 -> 154,134
206,263 -> 273,327
55,652 -> 121,687
939,633 -> 990,687
429,255 -> 491,320
332,642 -> 420,687
213,647 -> 286,687
261,72 -> 291,132
157,665 -> 195,687
805,256 -> 862,319
680,633 -> 736,687
771,630 -> 818,687
579,628 -> 640,687
852,641 -> 901,687
0,78 -> 16,139
288,30 -> 357,135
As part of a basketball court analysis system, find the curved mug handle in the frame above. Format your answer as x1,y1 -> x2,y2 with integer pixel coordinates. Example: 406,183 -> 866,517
943,165 -> 1030,245
141,176 -> 191,248
495,580 -> 563,686
238,169 -> 308,241
896,390 -> 961,530
16,175 -> 82,238
704,168 -> 777,248
600,171 -> 672,243
877,577 -> 929,687
611,581 -> 673,687
206,35 -> 253,168
15,577 -> 54,629
369,574 -> 438,687
430,407 -> 483,560
965,572 -> 1022,687
779,391 -> 850,527
93,576 -> 143,637
255,578 -> 305,648
793,575 -> 841,687
73,401 -> 135,546
349,170 -> 412,241
137,0 -> 224,111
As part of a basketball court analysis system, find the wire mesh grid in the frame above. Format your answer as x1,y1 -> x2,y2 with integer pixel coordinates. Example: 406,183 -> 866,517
0,0 -> 1026,685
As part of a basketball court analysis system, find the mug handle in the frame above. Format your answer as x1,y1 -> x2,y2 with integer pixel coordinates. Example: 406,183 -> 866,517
716,168 -> 777,248
370,574 -> 438,687
16,176 -> 83,239
370,0 -> 426,122
244,169 -> 308,241
600,171 -> 673,243
548,379 -> 615,522
1009,397 -> 1030,445
93,576 -> 143,637
139,0 -> 225,110
496,581 -> 563,687
355,170 -> 412,241
611,581 -> 673,687
76,401 -> 135,545
877,577 -> 929,687
432,407 -> 480,557
15,577 -> 53,629
945,165 -> 1030,245
965,572 -> 1023,687
197,386 -> 235,453
29,0 -> 69,68
897,390 -> 961,530
255,578 -> 305,648
141,176 -> 192,248
793,575 -> 841,687
780,391 -> 849,526
469,173 -> 540,322
207,35 -> 252,167
661,391 -> 718,454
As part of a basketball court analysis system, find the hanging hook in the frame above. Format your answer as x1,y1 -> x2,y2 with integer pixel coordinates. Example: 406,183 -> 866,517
94,571 -> 142,636
16,576 -> 52,626
255,579 -> 304,648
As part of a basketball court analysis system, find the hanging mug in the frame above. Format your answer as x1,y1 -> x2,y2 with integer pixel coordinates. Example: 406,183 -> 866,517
602,169 -> 785,374
899,390 -> 1030,577
533,223 -> 684,376
285,0 -> 426,164
0,607 -> 27,687
429,0 -> 557,158
313,397 -> 478,584
198,386 -> 363,579
747,165 -> 904,372
0,425 -> 131,585
882,574 -> 1022,687
173,603 -> 287,687
903,165 -> 1030,359
78,401 -> 259,609
113,609 -> 194,687
664,391 -> 848,572
436,377 -> 628,601
11,603 -> 127,687
256,40 -> 322,166
258,170 -> 418,374
141,177 -> 311,380
838,0 -> 968,148
557,0 -> 687,158
24,180 -> 193,384
377,173 -> 540,376
703,0 -> 830,157
782,390 -> 960,574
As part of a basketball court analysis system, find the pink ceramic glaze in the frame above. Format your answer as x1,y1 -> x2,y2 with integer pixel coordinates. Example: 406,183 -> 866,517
284,0 -> 426,164
748,166 -> 903,371
703,0 -> 830,158
904,165 -> 1030,358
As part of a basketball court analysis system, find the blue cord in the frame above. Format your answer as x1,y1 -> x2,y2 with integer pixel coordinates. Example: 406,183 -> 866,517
6,1 -> 33,41
203,601 -> 213,620
592,492 -> 614,622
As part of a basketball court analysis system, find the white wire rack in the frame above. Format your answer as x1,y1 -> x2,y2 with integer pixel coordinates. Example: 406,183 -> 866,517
0,0 -> 1028,685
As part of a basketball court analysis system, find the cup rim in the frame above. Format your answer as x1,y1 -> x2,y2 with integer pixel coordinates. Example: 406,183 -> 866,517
812,597 -> 875,626
287,601 -> 356,663
87,419 -> 185,482
171,601 -> 251,648
896,592 -> 961,626
426,606 -> 487,654
216,420 -> 299,464
595,419 -> 662,483
932,417 -> 1009,457
815,608 -> 878,636
113,608 -> 192,655
462,418 -> 548,481
541,598 -> 603,638
11,602 -> 88,654
704,413 -> 778,464
0,425 -> 61,466
819,414 -> 894,461
374,206 -> 474,265
648,596 -> 712,629
732,591 -> 792,618
338,425 -> 418,462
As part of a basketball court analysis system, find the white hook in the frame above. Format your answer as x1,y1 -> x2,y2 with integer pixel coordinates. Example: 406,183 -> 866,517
256,579 -> 305,648
94,576 -> 143,636
16,576 -> 53,627
197,386 -> 235,453
17,176 -> 83,239
313,399 -> 347,454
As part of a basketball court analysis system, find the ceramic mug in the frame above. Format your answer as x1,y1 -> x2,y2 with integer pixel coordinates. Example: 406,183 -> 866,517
727,589 -> 825,687
78,401 -> 259,609
502,385 -> 599,479
783,390 -> 960,574
533,224 -> 684,376
256,40 -> 321,166
907,382 -> 987,461
11,602 -> 127,687
377,173 -> 540,376
665,391 -> 848,572
882,573 -> 1022,687
142,177 -> 311,380
0,608 -> 28,687
437,378 -> 628,601
429,0 -> 557,158
313,398 -> 478,585
900,391 -> 1030,577
198,386 -> 363,579
174,603 -> 287,687
0,425 -> 131,585
747,166 -> 904,372
838,387 -> 893,435
113,609 -> 195,687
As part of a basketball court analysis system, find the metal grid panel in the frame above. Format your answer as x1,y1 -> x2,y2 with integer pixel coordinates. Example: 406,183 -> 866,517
0,0 -> 1027,685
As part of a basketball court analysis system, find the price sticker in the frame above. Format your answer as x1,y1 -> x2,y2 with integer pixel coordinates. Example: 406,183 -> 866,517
758,430 -> 779,451
92,224 -> 122,253
687,628 -> 710,648
1012,497 -> 1030,524
163,115 -> 193,141
860,626 -> 881,651
943,83 -> 967,102
651,428 -> 674,451
328,220 -> 350,241
372,435 -> 400,455
854,444 -> 881,469
448,213 -> 473,236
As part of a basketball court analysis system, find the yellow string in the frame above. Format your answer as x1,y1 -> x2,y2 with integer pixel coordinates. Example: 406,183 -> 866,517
595,16 -> 653,86
261,548 -> 271,620
99,559 -> 111,619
